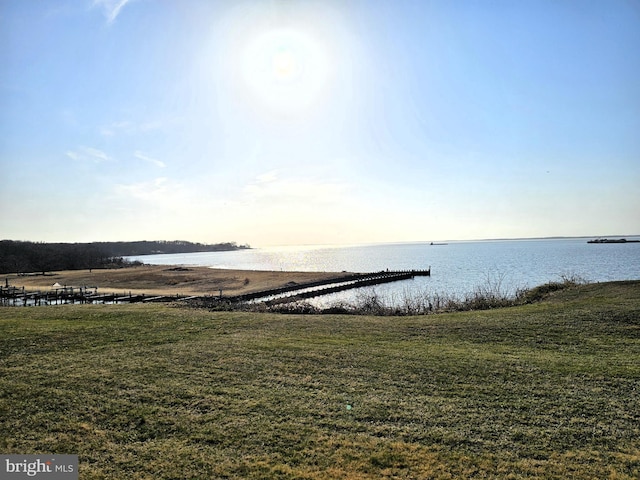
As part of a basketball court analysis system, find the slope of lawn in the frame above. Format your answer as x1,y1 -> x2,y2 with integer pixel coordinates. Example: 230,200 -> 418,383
1,281 -> 639,479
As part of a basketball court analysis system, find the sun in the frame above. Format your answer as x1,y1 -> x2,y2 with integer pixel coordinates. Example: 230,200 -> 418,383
242,29 -> 329,113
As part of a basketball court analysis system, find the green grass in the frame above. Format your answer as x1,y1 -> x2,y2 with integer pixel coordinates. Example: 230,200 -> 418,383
1,281 -> 639,479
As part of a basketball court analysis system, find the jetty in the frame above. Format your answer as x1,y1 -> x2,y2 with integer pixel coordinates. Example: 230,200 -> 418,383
1,269 -> 430,307
225,269 -> 431,304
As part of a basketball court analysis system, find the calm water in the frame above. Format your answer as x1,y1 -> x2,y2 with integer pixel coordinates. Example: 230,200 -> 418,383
128,238 -> 640,304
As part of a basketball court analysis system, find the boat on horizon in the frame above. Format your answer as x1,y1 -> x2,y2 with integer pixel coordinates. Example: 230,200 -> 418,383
587,238 -> 640,244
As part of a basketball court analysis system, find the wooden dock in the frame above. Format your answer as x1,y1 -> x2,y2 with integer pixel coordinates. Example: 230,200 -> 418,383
223,269 -> 430,303
208,269 -> 430,306
0,269 -> 430,307
0,285 -> 186,307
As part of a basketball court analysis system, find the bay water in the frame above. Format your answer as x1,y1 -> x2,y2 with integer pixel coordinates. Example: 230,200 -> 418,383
127,238 -> 640,306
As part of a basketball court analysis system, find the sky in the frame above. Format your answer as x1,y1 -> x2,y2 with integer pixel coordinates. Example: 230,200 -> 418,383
1,0 -> 639,247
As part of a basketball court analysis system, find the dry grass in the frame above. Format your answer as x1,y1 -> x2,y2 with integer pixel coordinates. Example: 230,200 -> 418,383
1,281 -> 639,478
2,265 -> 353,297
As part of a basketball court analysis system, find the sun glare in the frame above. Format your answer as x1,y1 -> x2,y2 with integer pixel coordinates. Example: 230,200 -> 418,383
242,29 -> 329,113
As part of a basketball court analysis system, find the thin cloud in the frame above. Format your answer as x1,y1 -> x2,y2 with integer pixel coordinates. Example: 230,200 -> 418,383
113,177 -> 192,212
65,146 -> 112,163
99,121 -> 133,137
255,170 -> 279,184
99,119 -> 167,137
115,177 -> 170,202
244,173 -> 348,205
65,151 -> 80,161
139,120 -> 165,132
134,151 -> 166,168
93,0 -> 132,24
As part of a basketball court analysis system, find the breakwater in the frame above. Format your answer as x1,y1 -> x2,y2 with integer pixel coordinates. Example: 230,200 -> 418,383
237,270 -> 431,305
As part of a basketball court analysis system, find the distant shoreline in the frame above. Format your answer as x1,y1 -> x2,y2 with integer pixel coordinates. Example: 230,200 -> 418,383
0,240 -> 251,276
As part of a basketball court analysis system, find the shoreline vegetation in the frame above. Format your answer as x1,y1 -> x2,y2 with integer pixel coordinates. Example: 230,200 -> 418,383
0,240 -> 250,275
177,272 -> 593,316
244,273 -> 592,316
1,281 -> 638,478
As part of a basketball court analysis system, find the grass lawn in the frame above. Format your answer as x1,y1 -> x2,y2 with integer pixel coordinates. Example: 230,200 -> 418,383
1,281 -> 639,479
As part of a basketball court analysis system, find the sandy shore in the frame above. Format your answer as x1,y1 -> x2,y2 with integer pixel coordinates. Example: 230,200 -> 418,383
2,265 -> 354,297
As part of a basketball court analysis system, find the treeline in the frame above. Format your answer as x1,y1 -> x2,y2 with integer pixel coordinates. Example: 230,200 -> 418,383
92,240 -> 250,257
0,240 -> 249,274
0,241 -> 123,274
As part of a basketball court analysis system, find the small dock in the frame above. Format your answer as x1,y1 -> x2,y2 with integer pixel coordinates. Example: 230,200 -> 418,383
0,285 -> 186,307
1,268 -> 430,307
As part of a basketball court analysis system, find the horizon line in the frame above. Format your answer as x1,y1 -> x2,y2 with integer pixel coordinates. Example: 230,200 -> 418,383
5,234 -> 640,249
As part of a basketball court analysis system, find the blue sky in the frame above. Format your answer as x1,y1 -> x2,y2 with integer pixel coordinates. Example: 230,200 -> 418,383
1,0 -> 639,246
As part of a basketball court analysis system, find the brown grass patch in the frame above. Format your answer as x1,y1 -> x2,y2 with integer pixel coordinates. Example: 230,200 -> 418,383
2,265 -> 353,297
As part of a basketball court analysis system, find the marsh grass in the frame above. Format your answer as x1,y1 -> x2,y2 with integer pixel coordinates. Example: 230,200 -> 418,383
258,274 -> 587,316
1,281 -> 639,478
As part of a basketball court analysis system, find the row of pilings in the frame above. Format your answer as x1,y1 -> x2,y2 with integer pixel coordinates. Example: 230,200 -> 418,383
0,285 -> 189,306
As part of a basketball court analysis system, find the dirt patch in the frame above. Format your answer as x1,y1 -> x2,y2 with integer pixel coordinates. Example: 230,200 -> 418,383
3,265 -> 354,297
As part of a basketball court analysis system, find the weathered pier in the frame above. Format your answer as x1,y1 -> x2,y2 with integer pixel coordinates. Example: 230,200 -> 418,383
221,269 -> 431,305
0,285 -> 187,307
1,268 -> 430,307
